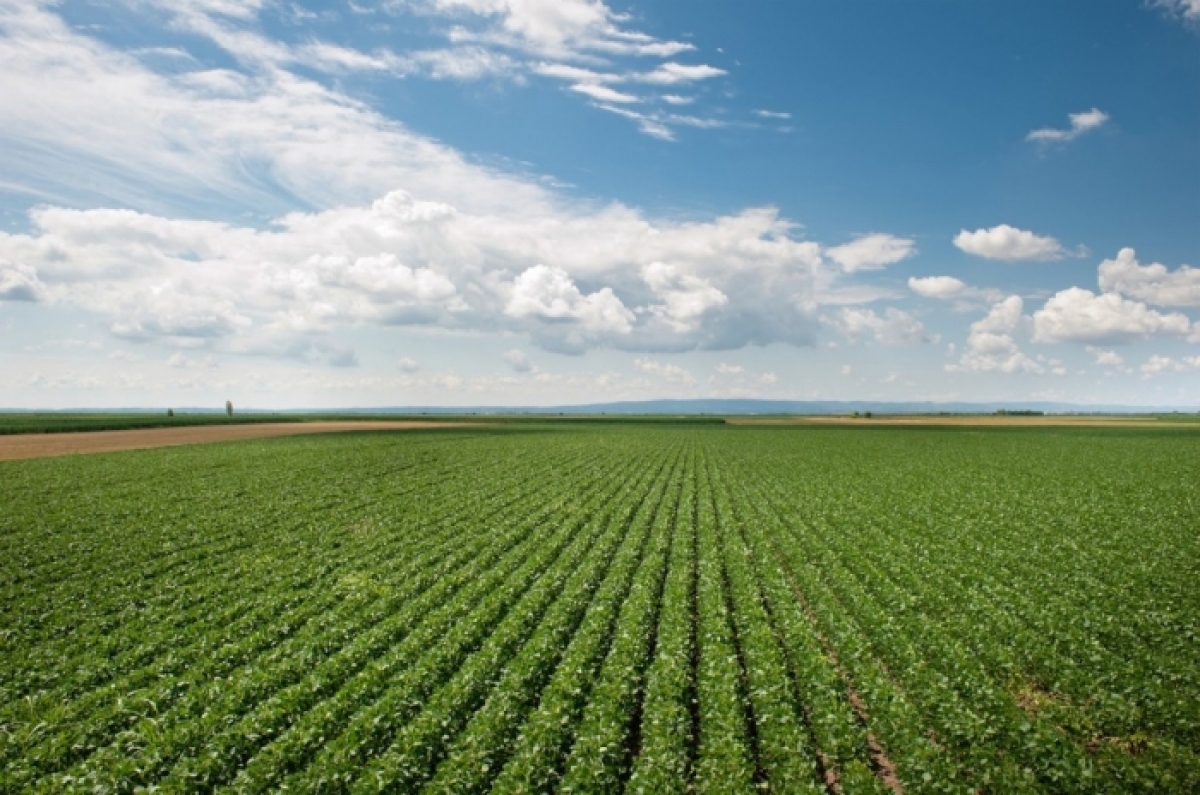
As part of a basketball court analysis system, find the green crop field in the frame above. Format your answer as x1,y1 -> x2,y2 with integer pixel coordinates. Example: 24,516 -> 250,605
2,424 -> 1198,793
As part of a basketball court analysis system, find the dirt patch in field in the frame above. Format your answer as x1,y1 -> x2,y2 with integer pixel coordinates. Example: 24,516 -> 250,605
0,421 -> 480,461
727,416 -> 1196,428
1013,681 -> 1065,716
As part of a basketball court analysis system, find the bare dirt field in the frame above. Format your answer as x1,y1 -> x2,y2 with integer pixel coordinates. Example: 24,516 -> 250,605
726,416 -> 1197,428
0,421 -> 478,461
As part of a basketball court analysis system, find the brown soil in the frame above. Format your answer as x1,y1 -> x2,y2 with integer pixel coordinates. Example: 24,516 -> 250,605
727,416 -> 1194,428
0,421 -> 479,461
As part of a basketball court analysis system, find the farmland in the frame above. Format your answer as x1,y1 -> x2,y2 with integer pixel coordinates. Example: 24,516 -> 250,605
2,424 -> 1198,793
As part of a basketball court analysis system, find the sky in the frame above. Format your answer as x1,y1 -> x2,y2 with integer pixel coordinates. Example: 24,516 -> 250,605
1,0 -> 1198,409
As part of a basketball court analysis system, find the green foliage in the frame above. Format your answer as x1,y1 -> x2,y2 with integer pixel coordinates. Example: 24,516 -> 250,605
0,412 -> 303,434
1,425 -> 1198,792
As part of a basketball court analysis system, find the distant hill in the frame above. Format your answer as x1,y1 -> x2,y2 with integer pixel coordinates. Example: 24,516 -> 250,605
8,399 -> 1191,415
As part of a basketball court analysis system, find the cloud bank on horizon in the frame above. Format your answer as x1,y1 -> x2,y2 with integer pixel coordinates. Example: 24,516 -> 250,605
0,0 -> 1198,408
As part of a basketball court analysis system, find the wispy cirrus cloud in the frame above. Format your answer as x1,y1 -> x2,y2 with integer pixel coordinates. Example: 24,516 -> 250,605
379,0 -> 733,137
569,82 -> 639,103
825,233 -> 917,272
107,0 -> 734,140
1149,0 -> 1200,25
1026,108 -> 1109,144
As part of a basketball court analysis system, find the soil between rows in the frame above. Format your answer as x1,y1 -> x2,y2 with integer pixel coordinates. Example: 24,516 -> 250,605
0,421 -> 479,461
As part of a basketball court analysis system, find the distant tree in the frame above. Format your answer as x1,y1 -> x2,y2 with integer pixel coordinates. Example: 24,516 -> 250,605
167,408 -> 174,417
226,400 -> 233,417
864,411 -> 873,419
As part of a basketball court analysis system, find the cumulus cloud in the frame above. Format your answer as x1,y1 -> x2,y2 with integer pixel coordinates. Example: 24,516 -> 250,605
0,191 -> 831,357
642,262 -> 728,332
1026,108 -> 1109,144
1086,346 -> 1124,366
634,357 -> 695,384
505,265 -> 634,334
1097,247 -> 1200,307
0,261 -> 44,301
907,275 -> 1006,309
504,348 -> 533,373
953,224 -> 1067,261
1031,287 -> 1193,344
1141,354 -> 1200,375
825,233 -> 916,272
908,275 -> 965,299
399,357 -> 420,373
948,296 -> 1044,374
829,307 -> 929,345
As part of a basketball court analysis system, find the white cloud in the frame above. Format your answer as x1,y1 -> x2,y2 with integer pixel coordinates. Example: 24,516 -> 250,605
1140,354 -> 1200,375
423,0 -> 694,60
661,94 -> 692,105
1,193 -> 828,356
166,352 -> 218,369
634,62 -> 725,85
642,261 -> 727,332
397,46 -> 519,80
715,363 -> 744,375
1086,346 -> 1124,366
0,3 -> 555,216
532,62 -> 618,82
0,260 -> 44,301
754,109 -> 790,119
825,233 -> 916,273
948,296 -> 1044,374
0,6 -> 843,357
570,82 -> 639,103
1031,287 -> 1193,344
634,357 -> 695,384
908,275 -> 965,299
953,224 -> 1066,261
829,307 -> 929,345
907,275 -> 1005,308
504,348 -> 533,373
399,357 -> 420,373
1151,0 -> 1200,23
83,0 -> 722,147
1026,108 -> 1109,144
1097,247 -> 1200,307
505,264 -> 635,334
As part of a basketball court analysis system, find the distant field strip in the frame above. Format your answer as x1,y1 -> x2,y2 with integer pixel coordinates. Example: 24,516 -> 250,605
1,425 -> 1198,792
727,416 -> 1198,427
0,421 -> 479,460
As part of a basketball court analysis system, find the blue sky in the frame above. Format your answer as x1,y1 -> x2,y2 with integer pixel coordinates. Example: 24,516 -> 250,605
1,0 -> 1198,408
